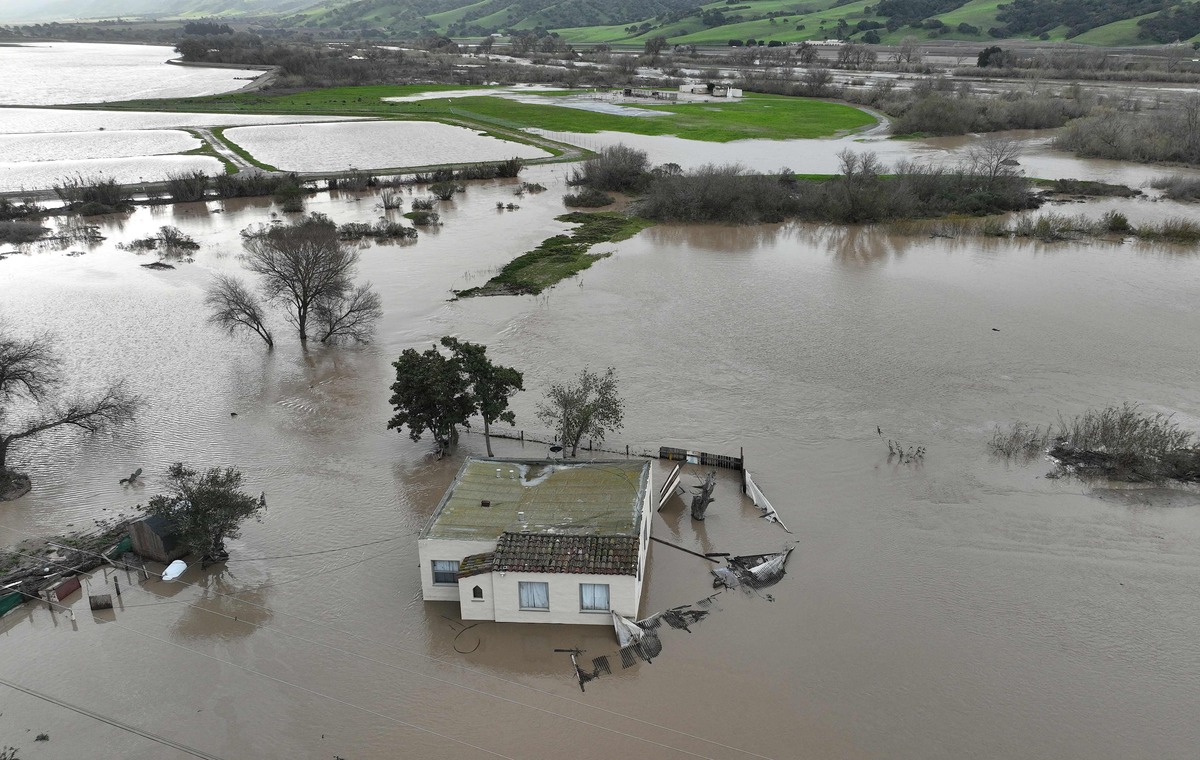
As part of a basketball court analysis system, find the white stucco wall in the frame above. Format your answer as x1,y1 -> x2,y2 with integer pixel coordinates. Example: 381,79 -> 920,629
487,571 -> 639,625
458,573 -> 495,620
417,537 -> 495,601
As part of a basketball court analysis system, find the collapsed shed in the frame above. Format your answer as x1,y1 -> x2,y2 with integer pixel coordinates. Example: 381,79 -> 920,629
129,515 -> 187,564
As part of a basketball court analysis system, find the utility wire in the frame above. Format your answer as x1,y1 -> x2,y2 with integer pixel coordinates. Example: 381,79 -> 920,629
0,677 -> 228,760
107,620 -> 520,760
9,550 -> 725,760
225,533 -> 409,562
0,522 -> 776,760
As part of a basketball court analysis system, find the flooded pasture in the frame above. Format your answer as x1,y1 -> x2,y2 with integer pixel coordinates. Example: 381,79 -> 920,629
0,109 -> 376,192
0,108 -> 366,135
2,156 -> 1200,760
0,129 -> 200,163
0,155 -> 225,193
0,43 -> 266,105
221,121 -> 552,172
540,129 -> 1200,187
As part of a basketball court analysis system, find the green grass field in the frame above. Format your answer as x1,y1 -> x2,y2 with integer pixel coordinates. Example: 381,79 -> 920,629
102,86 -> 877,143
1071,15 -> 1157,46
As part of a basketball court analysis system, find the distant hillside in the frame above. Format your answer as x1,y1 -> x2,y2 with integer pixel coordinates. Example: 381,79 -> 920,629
4,0 -> 1200,45
0,0 -> 312,23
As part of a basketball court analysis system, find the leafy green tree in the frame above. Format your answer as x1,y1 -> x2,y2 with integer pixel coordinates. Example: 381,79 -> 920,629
537,367 -> 625,457
644,35 -> 668,60
141,463 -> 265,566
387,345 -> 474,456
441,337 -> 523,457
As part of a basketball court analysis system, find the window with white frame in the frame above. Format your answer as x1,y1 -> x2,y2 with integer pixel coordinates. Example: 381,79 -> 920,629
579,583 -> 610,612
431,560 -> 459,585
518,581 -> 550,610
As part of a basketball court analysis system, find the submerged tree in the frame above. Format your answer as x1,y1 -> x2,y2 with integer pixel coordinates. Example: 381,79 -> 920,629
0,323 -> 140,498
209,213 -> 381,346
537,367 -> 625,457
205,273 -> 274,347
140,463 -> 266,566
441,337 -> 523,457
388,345 -> 474,456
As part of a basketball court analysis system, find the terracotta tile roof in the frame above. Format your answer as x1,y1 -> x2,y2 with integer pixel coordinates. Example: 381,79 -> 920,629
493,532 -> 639,576
457,552 -> 495,579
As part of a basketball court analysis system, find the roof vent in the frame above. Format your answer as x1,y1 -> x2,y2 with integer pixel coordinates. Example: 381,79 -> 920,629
495,468 -> 501,478
517,511 -> 526,524
481,500 -> 491,508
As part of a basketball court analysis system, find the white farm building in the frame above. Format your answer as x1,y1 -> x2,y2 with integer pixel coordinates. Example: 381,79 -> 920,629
418,458 -> 653,625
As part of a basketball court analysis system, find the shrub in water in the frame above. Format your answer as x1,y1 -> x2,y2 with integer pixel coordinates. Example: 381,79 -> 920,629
563,188 -> 615,208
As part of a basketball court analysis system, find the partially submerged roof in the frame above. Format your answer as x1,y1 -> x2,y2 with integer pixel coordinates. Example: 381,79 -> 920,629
493,532 -> 639,576
422,458 -> 650,541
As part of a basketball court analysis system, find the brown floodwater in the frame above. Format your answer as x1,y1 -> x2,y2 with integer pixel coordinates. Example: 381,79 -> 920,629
2,157 -> 1200,760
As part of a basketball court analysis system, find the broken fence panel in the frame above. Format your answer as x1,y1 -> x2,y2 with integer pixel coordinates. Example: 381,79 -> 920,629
657,464 -> 683,511
743,470 -> 792,533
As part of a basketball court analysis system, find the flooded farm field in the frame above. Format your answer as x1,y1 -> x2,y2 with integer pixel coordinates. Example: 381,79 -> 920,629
221,120 -> 552,172
4,39 -> 1200,760
3,157 -> 1200,759
0,108 -> 366,135
0,129 -> 201,163
0,155 -> 225,193
542,128 -> 1200,186
0,43 -> 265,105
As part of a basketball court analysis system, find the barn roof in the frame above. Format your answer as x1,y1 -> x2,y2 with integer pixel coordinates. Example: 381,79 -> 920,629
421,458 -> 649,541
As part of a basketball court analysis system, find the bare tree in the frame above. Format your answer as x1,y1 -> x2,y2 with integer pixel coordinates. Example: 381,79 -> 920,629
0,324 -> 140,494
536,367 -> 624,457
236,213 -> 379,344
895,36 -> 922,66
205,273 -> 274,347
963,138 -> 1023,188
313,283 -> 383,344
801,68 -> 835,97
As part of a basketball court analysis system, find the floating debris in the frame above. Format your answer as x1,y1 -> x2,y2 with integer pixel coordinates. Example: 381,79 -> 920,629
713,547 -> 794,590
743,470 -> 791,532
612,610 -> 644,647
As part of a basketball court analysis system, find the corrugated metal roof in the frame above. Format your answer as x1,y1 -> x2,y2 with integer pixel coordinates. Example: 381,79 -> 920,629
422,458 -> 649,541
493,532 -> 639,576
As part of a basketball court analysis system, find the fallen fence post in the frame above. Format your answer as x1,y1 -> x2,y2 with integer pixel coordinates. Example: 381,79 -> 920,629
650,536 -> 719,563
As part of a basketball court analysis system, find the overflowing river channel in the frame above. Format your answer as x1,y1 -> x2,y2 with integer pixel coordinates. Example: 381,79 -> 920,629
2,43 -> 1200,760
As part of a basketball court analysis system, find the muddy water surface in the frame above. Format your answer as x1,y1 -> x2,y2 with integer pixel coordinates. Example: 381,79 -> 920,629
2,161 -> 1200,760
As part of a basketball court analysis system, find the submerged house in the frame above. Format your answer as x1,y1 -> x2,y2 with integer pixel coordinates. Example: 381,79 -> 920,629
418,458 -> 653,625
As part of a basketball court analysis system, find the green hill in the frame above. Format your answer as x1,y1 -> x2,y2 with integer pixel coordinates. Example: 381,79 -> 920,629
5,0 -> 1199,46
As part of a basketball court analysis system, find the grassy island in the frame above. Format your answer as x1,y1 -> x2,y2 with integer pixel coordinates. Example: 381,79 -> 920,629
454,212 -> 653,297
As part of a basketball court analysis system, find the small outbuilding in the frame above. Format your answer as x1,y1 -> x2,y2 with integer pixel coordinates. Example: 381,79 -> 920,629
418,458 -> 653,625
129,515 -> 187,564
